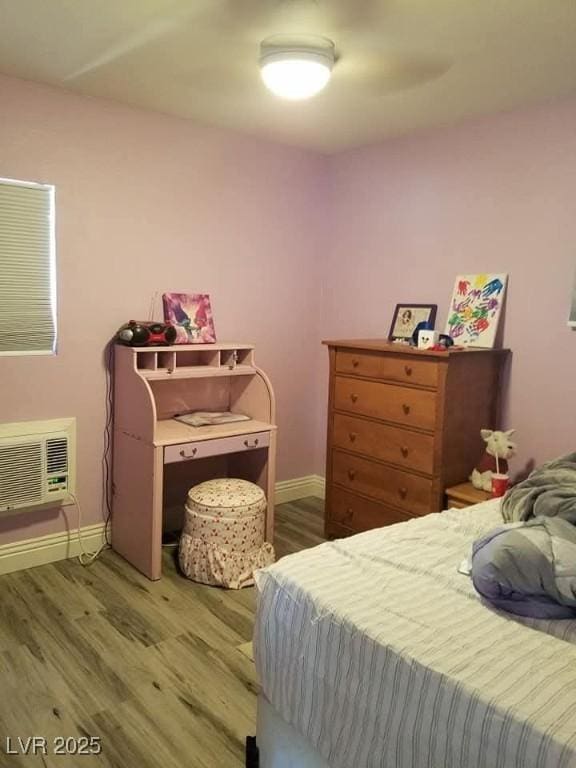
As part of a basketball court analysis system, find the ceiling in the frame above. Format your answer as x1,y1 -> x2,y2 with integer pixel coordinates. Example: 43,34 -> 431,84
1,0 -> 575,153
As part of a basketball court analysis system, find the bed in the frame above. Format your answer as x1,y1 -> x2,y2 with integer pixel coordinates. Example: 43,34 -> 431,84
253,500 -> 576,768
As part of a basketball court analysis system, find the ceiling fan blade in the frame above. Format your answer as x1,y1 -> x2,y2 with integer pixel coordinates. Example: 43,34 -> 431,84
64,0 -> 222,81
221,0 -> 382,38
336,50 -> 453,92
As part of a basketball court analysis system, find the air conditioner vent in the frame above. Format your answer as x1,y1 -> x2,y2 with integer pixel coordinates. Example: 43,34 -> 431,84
46,437 -> 68,475
0,442 -> 43,508
0,418 -> 76,514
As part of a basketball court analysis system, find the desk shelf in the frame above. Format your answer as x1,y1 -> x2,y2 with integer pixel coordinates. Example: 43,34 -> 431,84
133,344 -> 254,376
112,342 -> 277,581
140,365 -> 256,381
154,418 -> 275,446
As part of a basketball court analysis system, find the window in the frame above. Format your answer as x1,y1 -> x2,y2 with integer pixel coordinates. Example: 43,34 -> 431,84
0,177 -> 56,355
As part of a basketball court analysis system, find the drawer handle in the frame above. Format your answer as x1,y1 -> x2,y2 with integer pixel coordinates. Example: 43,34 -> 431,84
398,487 -> 408,499
344,506 -> 354,521
404,365 -> 413,376
400,445 -> 409,458
179,447 -> 198,459
350,393 -> 359,403
244,438 -> 260,449
352,359 -> 359,368
347,469 -> 356,481
402,403 -> 411,415
349,432 -> 357,443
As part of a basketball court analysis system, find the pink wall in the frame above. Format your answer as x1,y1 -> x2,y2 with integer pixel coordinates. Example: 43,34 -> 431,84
2,71 -> 574,546
0,74 -> 325,544
320,98 -> 576,476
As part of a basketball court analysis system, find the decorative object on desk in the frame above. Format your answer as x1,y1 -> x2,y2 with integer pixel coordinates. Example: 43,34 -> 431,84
411,319 -> 433,346
491,473 -> 509,498
428,333 -> 456,351
162,292 -> 216,344
179,478 -> 275,589
174,411 -> 251,428
388,304 -> 437,342
417,328 -> 439,350
116,320 -> 177,346
445,274 -> 507,347
470,428 -> 516,493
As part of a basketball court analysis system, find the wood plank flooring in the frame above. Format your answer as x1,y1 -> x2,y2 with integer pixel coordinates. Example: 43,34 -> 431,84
0,498 -> 324,768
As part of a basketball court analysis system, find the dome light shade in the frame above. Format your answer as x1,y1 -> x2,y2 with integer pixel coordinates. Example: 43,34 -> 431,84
259,40 -> 334,100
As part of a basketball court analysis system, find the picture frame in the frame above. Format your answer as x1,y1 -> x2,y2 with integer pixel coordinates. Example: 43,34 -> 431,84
388,304 -> 438,342
162,292 -> 217,344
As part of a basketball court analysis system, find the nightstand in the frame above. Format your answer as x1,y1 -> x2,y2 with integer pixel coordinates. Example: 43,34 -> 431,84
445,482 -> 491,509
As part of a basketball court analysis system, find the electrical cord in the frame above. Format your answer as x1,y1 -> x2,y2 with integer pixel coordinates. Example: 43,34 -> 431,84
70,339 -> 115,566
68,491 -> 106,566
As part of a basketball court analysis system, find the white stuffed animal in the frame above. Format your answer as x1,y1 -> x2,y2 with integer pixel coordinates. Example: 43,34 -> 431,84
470,429 -> 517,492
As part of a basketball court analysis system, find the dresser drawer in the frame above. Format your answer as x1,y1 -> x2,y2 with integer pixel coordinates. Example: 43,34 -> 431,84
332,413 -> 435,475
332,450 -> 433,515
336,349 -> 439,388
334,376 -> 437,431
329,487 -> 412,532
164,432 -> 269,464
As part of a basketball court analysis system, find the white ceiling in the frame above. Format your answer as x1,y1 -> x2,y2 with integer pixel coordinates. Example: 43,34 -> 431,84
1,0 -> 575,153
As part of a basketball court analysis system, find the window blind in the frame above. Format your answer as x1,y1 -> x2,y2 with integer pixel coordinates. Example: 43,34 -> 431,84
0,178 -> 56,355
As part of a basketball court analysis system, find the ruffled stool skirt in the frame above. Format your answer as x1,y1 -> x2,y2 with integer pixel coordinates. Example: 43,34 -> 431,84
179,478 -> 275,589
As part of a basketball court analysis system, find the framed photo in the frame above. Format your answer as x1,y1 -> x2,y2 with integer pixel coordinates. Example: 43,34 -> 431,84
162,292 -> 216,344
388,304 -> 437,341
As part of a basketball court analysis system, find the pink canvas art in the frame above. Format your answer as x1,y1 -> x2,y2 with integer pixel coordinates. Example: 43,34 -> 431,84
162,293 -> 216,344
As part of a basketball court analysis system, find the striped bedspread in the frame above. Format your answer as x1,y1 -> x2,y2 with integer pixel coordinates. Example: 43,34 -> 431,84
254,500 -> 576,768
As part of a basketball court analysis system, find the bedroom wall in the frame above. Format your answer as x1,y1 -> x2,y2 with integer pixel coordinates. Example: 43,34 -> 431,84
0,73 -> 326,545
319,97 -> 576,476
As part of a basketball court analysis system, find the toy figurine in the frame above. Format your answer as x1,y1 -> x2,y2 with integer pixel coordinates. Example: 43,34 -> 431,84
470,429 -> 517,492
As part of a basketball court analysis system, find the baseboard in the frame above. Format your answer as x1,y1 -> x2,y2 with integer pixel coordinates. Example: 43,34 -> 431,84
0,475 -> 325,576
0,523 -> 107,576
275,474 -> 325,505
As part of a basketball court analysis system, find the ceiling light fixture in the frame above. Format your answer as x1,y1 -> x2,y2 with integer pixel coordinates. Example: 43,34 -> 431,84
259,36 -> 335,100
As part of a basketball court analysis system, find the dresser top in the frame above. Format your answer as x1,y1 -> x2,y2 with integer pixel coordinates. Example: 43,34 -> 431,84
322,339 -> 509,357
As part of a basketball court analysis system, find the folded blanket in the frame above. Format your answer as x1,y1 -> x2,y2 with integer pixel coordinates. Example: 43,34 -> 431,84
501,452 -> 576,523
472,516 -> 576,619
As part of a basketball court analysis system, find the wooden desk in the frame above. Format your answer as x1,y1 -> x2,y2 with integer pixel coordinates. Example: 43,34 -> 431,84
112,343 -> 277,580
445,481 -> 491,509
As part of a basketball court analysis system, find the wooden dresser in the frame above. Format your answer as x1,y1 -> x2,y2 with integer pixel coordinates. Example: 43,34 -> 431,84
323,339 -> 508,538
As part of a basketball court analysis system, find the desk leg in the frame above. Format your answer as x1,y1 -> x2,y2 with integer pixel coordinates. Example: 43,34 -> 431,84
112,432 -> 164,580
265,432 -> 276,543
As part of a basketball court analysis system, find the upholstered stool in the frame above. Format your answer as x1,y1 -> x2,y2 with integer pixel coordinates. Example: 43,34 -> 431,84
179,478 -> 275,589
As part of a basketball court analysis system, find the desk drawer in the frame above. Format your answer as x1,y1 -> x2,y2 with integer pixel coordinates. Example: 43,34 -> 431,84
164,432 -> 269,464
332,413 -> 435,474
329,487 -> 412,532
332,450 -> 433,515
336,350 -> 439,388
334,376 -> 437,431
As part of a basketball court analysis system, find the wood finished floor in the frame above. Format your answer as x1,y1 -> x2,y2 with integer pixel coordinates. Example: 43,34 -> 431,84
0,497 -> 325,768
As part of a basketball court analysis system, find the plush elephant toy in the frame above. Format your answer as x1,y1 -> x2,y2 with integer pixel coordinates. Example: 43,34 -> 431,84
470,429 -> 517,492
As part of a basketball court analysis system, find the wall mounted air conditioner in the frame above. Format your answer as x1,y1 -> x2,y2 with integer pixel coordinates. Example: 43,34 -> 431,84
0,418 -> 76,514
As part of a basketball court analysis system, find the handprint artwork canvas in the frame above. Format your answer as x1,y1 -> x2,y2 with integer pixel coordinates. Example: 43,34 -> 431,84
445,274 -> 507,348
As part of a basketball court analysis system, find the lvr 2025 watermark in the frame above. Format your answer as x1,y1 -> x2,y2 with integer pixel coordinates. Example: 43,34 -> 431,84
5,736 -> 102,755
